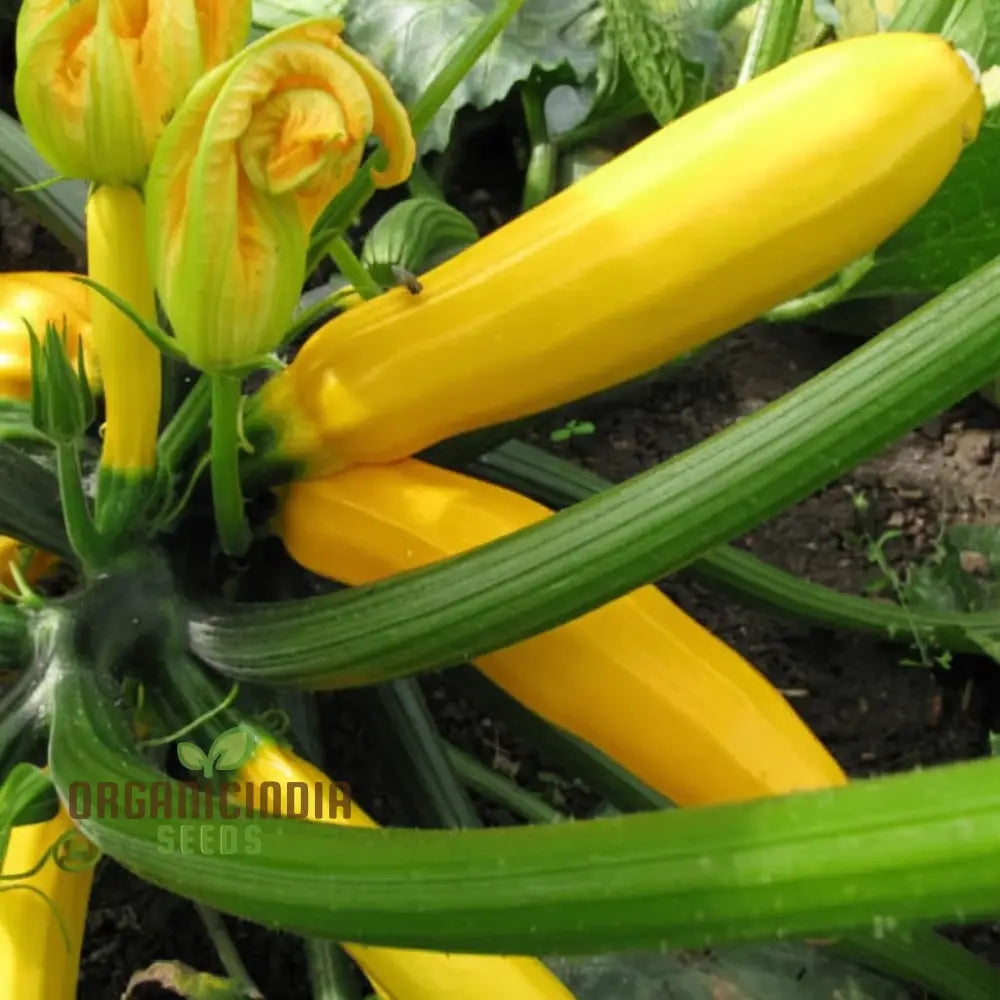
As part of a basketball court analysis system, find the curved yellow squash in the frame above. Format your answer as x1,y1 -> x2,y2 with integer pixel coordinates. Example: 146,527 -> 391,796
278,461 -> 846,804
239,741 -> 576,1000
255,33 -> 982,474
0,808 -> 96,1000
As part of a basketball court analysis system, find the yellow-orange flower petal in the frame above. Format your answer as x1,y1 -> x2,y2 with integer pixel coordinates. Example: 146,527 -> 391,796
0,535 -> 55,592
15,0 -> 251,184
146,18 -> 415,372
0,271 -> 97,402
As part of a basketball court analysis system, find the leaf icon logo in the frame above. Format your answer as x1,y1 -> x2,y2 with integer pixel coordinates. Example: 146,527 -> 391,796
176,727 -> 252,778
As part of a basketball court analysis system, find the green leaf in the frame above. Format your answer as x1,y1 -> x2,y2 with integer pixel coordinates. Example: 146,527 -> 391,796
850,117 -> 1000,299
0,443 -> 73,561
0,400 -> 50,446
601,0 -> 685,122
943,0 -> 1000,68
904,524 -> 1000,615
209,727 -> 252,772
0,763 -> 58,864
361,199 -> 479,288
251,0 -> 340,31
177,741 -> 208,774
340,0 -> 599,152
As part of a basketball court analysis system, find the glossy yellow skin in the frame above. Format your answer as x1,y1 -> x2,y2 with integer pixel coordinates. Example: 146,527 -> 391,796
239,742 -> 576,1000
86,185 -> 161,474
258,33 -> 982,475
0,808 -> 96,1000
279,461 -> 846,804
0,271 -> 95,402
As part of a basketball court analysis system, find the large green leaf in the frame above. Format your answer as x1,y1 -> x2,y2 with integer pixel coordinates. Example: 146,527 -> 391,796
342,0 -> 599,152
253,0 -> 601,151
600,0 -> 685,122
845,1 -> 1000,298
251,0 -> 337,30
851,117 -> 1000,299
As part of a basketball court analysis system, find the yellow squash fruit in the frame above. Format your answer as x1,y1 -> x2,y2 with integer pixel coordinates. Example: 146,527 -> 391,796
0,808 -> 96,1000
145,18 -> 415,372
238,740 -> 576,1000
86,186 -> 161,480
0,271 -> 96,402
253,32 -> 982,476
278,461 -> 846,805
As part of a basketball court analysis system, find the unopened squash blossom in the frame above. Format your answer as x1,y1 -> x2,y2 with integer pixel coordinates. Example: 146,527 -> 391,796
14,0 -> 251,185
0,808 -> 97,1000
0,272 -> 96,402
239,739 -> 576,1000
15,0 -> 252,534
250,33 -> 984,475
146,18 -> 416,373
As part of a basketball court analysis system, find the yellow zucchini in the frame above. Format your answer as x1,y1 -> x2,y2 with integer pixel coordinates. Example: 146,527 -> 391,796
238,740 -> 576,1000
0,808 -> 96,1000
253,33 -> 982,476
278,461 -> 846,804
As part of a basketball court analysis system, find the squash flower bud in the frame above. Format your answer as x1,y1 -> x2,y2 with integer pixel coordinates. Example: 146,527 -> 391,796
14,0 -> 251,185
145,19 -> 416,373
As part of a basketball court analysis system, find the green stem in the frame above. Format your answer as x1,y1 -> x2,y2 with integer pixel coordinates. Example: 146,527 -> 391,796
209,375 -> 252,558
306,0 -> 528,271
737,0 -> 805,84
158,375 -> 212,477
444,743 -> 564,824
194,903 -> 263,1000
0,444 -> 73,562
408,162 -> 446,202
705,0 -> 757,30
890,0 -> 954,32
473,441 -> 988,653
408,0 -> 528,136
328,237 -> 383,301
47,661 -> 1000,957
521,80 -> 557,211
765,254 -> 875,323
452,666 -> 670,813
55,441 -> 104,571
0,110 -> 87,259
377,679 -> 481,829
306,940 -> 363,1000
0,606 -> 29,669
